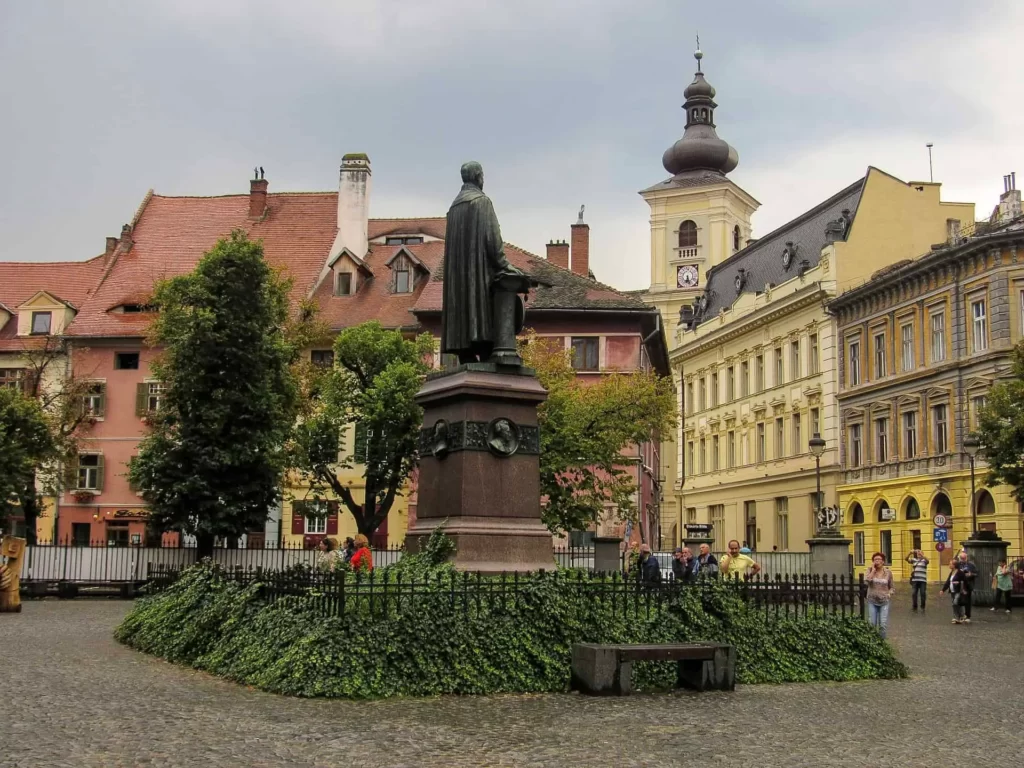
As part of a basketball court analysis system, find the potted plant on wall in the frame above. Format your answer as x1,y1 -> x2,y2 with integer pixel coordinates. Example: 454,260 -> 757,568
72,489 -> 97,504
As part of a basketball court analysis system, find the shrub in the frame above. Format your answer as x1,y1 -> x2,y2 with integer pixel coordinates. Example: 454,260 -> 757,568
116,557 -> 907,698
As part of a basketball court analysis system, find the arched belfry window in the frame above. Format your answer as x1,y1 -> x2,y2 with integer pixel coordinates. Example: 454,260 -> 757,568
700,108 -> 708,121
678,220 -> 698,248
733,225 -> 741,251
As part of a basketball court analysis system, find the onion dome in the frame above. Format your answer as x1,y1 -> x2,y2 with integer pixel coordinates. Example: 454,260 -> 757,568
662,47 -> 739,177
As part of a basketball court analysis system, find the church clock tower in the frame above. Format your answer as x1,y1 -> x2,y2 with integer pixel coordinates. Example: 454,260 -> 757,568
641,46 -> 759,334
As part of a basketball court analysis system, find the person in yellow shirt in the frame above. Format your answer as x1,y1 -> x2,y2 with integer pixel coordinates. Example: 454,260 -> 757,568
720,539 -> 761,580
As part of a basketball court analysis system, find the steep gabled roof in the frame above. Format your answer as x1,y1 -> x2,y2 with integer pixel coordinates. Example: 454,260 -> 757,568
0,256 -> 106,316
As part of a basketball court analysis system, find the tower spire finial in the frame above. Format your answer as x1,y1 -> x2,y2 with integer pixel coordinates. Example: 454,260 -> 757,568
695,33 -> 702,72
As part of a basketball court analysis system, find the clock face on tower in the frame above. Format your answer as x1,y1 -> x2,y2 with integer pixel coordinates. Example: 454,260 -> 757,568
677,264 -> 699,289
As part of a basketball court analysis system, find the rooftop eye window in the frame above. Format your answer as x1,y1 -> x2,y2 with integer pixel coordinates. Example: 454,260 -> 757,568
385,236 -> 424,246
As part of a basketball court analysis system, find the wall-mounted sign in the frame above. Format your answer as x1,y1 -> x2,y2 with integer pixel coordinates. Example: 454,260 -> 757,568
935,542 -> 946,552
933,514 -> 948,527
933,528 -> 948,543
880,508 -> 896,522
684,523 -> 714,535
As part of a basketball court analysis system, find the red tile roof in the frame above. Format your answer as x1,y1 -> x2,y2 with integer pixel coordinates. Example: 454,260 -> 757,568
47,186 -> 648,340
0,256 -> 106,312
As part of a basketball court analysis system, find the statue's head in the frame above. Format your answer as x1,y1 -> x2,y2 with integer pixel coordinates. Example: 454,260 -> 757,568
461,161 -> 484,190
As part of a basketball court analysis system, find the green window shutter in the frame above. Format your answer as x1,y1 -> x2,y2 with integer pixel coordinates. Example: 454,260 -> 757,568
135,382 -> 148,417
353,422 -> 367,464
97,384 -> 107,417
65,457 -> 80,491
95,455 -> 105,492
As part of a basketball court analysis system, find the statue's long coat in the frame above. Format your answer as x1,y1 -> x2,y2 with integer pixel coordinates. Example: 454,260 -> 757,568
441,183 -> 513,356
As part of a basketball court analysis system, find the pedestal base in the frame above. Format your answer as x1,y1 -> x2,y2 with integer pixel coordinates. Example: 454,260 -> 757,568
405,367 -> 553,573
964,537 -> 1009,606
806,536 -> 853,578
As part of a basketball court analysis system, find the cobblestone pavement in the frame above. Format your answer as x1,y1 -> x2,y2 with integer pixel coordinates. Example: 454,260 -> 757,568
3,592 -> 1022,767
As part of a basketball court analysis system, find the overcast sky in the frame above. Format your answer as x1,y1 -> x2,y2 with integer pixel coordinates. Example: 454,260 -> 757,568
1,1 -> 1021,290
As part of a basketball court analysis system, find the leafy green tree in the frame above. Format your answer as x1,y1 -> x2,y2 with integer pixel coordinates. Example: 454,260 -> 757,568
521,332 -> 677,535
976,341 -> 1024,501
289,321 -> 433,537
128,231 -> 299,555
0,386 -> 55,527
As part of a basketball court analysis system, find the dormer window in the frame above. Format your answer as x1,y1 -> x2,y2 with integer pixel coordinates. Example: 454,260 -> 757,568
385,236 -> 424,246
31,311 -> 52,335
393,257 -> 412,293
122,304 -> 157,314
335,272 -> 353,296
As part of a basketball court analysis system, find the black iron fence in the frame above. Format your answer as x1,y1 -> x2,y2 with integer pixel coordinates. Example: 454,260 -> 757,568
149,565 -> 866,620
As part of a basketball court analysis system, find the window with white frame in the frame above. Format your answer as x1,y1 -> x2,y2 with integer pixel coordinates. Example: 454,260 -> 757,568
873,333 -> 886,379
147,382 -> 165,412
972,395 -> 987,429
77,454 -> 102,491
726,366 -> 735,401
792,412 -> 801,455
930,311 -> 946,362
756,422 -> 766,463
570,337 -> 599,371
775,497 -> 789,550
31,311 -> 52,335
903,411 -> 917,459
710,504 -> 725,544
810,408 -> 820,440
305,514 -> 327,535
699,437 -> 706,474
82,383 -> 105,417
756,355 -> 765,392
711,435 -> 720,471
900,323 -> 914,372
711,371 -> 719,407
808,333 -> 819,375
775,417 -> 784,458
848,339 -> 860,386
971,298 -> 988,352
699,376 -> 707,411
0,368 -> 26,391
774,346 -> 784,386
741,360 -> 749,396
727,430 -> 736,468
791,340 -> 801,379
875,417 -> 888,463
933,403 -> 948,454
849,423 -> 862,467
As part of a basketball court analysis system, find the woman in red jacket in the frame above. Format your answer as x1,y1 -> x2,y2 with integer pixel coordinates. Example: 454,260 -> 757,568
349,534 -> 373,572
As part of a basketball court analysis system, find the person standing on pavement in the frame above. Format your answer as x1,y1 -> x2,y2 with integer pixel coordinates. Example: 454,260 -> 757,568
905,549 -> 929,611
865,553 -> 895,639
671,547 -> 695,583
720,539 -> 761,580
991,558 -> 1012,614
955,550 -> 978,623
940,558 -> 965,623
694,543 -> 719,577
636,544 -> 662,586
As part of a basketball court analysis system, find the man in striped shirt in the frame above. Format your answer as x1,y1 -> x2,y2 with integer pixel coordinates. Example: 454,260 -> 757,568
906,549 -> 929,610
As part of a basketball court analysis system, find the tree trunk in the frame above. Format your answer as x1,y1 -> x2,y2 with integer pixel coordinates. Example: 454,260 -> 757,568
196,532 -> 215,559
18,478 -> 39,546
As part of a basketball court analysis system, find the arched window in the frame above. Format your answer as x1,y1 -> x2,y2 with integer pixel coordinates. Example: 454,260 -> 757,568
700,108 -> 708,121
876,499 -> 894,522
905,498 -> 921,520
931,493 -> 952,520
977,490 -> 996,515
850,502 -> 864,525
691,108 -> 699,122
733,225 -> 741,251
678,220 -> 698,248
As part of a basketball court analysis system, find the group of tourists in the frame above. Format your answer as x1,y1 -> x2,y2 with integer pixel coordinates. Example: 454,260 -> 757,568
635,539 -> 762,585
864,547 -> 1014,637
314,534 -> 373,572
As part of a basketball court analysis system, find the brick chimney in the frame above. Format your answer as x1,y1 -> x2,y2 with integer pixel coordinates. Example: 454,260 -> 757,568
249,177 -> 269,219
105,236 -> 119,257
570,210 -> 590,278
546,239 -> 569,270
338,153 -> 372,258
119,223 -> 133,252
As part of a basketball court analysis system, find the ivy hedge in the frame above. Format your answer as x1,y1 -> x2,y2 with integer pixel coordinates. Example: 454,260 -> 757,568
116,550 -> 906,698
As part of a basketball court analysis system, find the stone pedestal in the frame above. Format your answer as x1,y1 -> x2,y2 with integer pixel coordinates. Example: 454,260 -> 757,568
964,537 -> 1010,606
593,536 -> 622,574
404,365 -> 553,572
806,534 -> 853,578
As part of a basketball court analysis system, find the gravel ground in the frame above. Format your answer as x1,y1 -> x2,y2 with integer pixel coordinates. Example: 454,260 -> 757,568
2,591 -> 1022,767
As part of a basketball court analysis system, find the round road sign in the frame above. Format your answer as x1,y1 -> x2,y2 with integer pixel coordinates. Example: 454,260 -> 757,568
933,514 -> 947,527
935,542 -> 946,552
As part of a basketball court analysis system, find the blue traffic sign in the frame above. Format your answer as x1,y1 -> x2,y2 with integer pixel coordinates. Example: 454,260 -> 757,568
933,528 -> 949,543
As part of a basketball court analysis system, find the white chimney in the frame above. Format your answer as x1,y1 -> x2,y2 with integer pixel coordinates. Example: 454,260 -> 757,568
337,153 -> 371,257
999,172 -> 1021,223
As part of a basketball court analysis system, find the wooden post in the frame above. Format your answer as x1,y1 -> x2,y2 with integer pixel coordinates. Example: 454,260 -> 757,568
0,536 -> 27,612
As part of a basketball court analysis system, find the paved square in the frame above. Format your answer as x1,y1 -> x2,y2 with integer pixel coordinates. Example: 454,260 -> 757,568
2,592 -> 1021,767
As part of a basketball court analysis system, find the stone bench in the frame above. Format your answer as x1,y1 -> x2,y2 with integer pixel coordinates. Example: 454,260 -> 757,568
571,642 -> 736,695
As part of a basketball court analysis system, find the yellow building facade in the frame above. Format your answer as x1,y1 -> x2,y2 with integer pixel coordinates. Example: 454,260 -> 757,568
832,208 -> 1024,581
668,168 -> 974,551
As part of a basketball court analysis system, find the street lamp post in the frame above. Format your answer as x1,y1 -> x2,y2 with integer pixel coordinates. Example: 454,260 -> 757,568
963,434 -> 980,538
809,433 -> 826,532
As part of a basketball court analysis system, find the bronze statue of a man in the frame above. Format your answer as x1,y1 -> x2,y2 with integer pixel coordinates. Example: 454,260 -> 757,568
441,161 -> 523,364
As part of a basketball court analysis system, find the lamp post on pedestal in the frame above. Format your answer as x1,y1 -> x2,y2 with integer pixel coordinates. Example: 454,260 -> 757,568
809,432 -> 826,525
959,433 -> 1007,606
